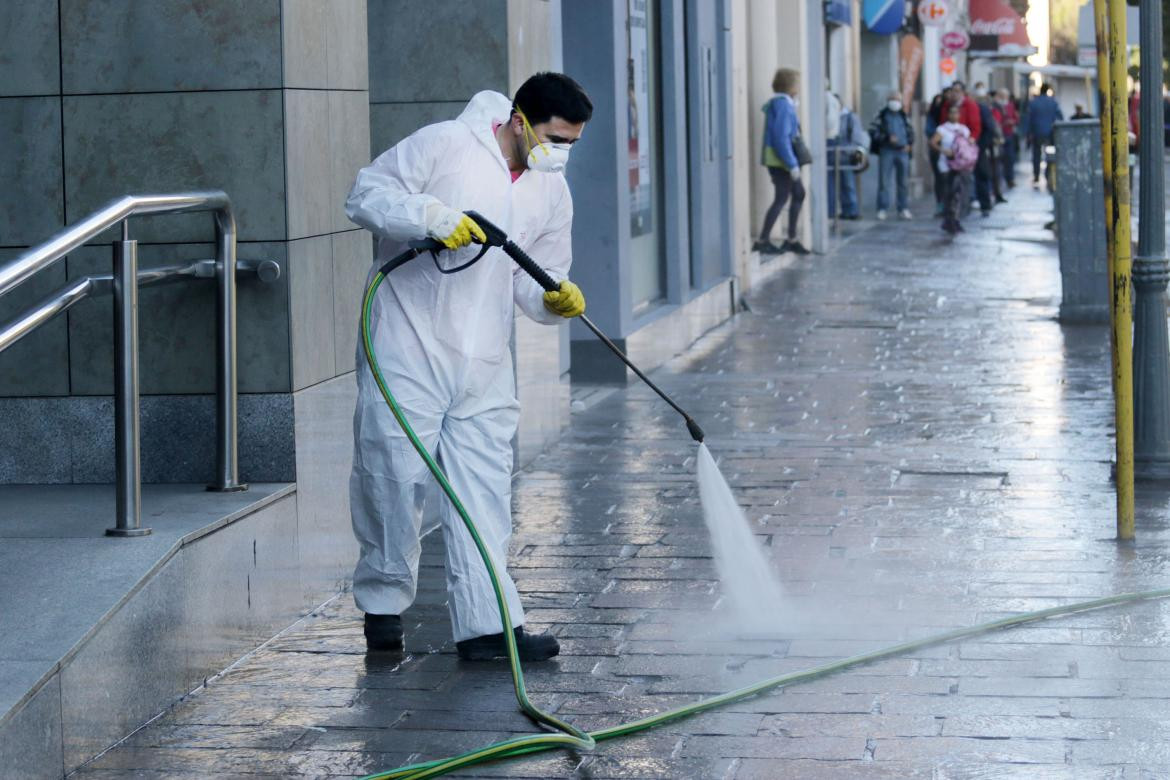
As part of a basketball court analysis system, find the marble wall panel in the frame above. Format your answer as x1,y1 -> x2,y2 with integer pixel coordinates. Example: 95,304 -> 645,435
331,229 -> 374,376
0,397 -> 72,483
0,674 -> 63,780
284,89 -> 334,241
0,3 -> 60,97
180,493 -> 302,692
0,250 -> 70,397
65,242 -> 290,396
288,235 -> 336,391
281,0 -> 329,90
330,90 -> 372,233
366,0 -> 508,104
0,97 -> 64,246
60,0 -> 282,93
62,90 -> 286,244
59,551 -> 188,773
368,101 -> 464,160
292,374 -> 358,605
327,0 -> 370,91
66,393 -> 295,485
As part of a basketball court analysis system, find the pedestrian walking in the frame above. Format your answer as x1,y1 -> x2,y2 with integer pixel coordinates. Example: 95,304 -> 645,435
992,89 -> 1019,189
871,91 -> 913,220
1026,83 -> 1063,188
755,67 -> 810,255
827,94 -> 866,220
345,72 -> 592,660
925,87 -> 952,216
972,84 -> 1004,216
931,102 -> 976,234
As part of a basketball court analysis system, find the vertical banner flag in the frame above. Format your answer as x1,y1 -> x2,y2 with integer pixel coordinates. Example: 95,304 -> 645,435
899,34 -> 924,108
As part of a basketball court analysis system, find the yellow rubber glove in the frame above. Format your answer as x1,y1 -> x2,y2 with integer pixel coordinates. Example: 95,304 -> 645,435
543,280 -> 585,318
426,206 -> 487,250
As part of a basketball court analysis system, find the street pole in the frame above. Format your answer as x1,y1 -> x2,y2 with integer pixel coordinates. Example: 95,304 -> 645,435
1092,0 -> 1115,343
1132,0 -> 1170,481
1107,0 -> 1136,540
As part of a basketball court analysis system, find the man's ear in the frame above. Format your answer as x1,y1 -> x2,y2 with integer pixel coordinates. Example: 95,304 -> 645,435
510,112 -> 525,135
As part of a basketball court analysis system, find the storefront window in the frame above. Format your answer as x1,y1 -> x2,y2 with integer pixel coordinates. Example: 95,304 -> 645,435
627,0 -> 665,311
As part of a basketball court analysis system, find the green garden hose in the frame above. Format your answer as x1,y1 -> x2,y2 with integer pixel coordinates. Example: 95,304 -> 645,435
358,264 -> 1170,780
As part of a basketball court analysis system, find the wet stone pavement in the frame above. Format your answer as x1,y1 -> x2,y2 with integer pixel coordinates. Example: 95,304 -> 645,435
79,186 -> 1170,779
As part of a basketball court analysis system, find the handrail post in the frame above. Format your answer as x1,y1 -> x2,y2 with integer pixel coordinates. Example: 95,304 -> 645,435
210,206 -> 247,493
107,221 -> 150,537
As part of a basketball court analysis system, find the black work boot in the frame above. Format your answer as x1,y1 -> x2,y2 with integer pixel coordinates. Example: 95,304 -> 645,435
457,627 -> 559,661
364,613 -> 403,651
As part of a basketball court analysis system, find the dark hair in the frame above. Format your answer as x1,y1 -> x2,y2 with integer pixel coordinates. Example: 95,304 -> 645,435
513,72 -> 593,125
1040,82 -> 1053,95
772,68 -> 799,94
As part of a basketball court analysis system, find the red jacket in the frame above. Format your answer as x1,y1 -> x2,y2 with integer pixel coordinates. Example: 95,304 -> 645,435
936,96 -> 982,141
993,101 -> 1019,137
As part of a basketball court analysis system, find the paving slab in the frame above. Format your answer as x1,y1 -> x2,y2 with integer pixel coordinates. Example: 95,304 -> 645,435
77,185 -> 1170,777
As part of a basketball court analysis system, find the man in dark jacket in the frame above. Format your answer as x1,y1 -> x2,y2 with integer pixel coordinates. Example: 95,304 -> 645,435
973,84 -> 1004,216
1026,83 -> 1063,187
871,91 -> 913,219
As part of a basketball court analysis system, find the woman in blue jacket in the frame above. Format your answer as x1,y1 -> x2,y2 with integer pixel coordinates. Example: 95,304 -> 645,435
755,68 -> 809,255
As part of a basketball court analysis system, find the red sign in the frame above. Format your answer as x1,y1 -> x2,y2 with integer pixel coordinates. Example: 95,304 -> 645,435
917,0 -> 950,25
941,30 -> 970,51
940,57 -> 956,75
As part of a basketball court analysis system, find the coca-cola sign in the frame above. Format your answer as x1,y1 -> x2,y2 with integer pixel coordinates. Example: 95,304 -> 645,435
970,17 -> 1017,34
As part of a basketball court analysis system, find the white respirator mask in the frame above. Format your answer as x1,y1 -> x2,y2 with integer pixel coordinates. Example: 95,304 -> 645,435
518,109 -> 571,173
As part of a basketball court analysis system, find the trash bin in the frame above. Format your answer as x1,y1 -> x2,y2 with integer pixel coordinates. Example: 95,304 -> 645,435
1053,119 -> 1109,323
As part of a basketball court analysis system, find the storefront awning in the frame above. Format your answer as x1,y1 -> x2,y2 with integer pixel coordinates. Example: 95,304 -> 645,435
968,0 -> 1036,56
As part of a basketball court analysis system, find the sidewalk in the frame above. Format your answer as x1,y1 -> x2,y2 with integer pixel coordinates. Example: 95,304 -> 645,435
77,186 -> 1170,779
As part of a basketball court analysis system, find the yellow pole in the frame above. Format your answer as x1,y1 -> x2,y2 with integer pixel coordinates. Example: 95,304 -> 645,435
1106,0 -> 1135,540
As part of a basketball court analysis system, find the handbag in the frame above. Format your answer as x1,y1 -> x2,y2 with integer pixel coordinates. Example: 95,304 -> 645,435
791,134 -> 813,166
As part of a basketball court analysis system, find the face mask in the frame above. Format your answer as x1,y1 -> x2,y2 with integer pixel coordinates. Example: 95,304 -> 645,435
974,89 -> 988,98
518,109 -> 571,173
888,100 -> 902,112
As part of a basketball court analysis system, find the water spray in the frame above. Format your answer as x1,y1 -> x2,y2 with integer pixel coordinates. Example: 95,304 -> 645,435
357,215 -> 1170,780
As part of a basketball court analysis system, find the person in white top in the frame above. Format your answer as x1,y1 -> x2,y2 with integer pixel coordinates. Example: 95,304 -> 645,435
930,102 -> 973,235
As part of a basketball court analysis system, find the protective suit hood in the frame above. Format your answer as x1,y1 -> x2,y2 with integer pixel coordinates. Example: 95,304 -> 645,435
457,90 -> 514,171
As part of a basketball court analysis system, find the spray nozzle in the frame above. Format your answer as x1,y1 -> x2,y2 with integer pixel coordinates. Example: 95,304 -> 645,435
686,417 -> 705,443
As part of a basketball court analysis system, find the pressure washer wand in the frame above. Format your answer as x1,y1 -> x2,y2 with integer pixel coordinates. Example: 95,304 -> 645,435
459,211 -> 705,443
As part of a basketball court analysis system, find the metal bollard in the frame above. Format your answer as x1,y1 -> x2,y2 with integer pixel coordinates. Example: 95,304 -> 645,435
108,221 -> 150,537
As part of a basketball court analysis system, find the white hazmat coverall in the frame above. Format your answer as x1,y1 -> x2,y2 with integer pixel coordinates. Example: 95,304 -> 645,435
345,91 -> 573,642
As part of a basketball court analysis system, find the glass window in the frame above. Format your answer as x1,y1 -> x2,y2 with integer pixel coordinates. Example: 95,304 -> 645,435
627,0 -> 666,310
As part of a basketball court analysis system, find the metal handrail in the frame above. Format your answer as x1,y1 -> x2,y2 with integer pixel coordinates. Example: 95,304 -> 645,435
0,258 -> 280,354
0,191 -> 251,536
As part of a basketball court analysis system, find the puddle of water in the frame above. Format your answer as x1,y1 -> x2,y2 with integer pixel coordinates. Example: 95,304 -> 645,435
697,442 -> 786,635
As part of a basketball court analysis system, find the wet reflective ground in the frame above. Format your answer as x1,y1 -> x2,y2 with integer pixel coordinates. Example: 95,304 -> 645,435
81,186 -> 1170,778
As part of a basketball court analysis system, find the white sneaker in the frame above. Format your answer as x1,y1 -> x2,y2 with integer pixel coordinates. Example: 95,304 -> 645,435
876,210 -> 888,221
899,209 -> 912,220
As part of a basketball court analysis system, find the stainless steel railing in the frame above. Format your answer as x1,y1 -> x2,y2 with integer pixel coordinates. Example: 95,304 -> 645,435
0,191 -> 278,536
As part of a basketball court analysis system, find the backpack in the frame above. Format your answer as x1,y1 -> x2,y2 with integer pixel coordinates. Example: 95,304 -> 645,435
948,132 -> 979,172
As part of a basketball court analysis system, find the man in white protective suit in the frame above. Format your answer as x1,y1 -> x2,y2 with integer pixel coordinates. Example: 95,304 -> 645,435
345,73 -> 592,660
